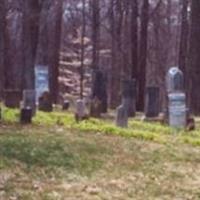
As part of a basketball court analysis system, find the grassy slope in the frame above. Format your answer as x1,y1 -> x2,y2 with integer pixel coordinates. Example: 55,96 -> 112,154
0,108 -> 200,199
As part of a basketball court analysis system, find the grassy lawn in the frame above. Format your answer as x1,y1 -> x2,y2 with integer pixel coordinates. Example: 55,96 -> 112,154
0,108 -> 200,199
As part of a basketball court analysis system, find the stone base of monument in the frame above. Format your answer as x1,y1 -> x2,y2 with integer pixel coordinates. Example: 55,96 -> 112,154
62,100 -> 70,111
20,107 -> 32,124
4,90 -> 21,108
116,105 -> 128,128
38,91 -> 53,112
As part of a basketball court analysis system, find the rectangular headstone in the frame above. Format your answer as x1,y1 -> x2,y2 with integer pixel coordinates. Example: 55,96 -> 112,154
145,86 -> 160,118
121,79 -> 136,117
116,105 -> 128,128
4,90 -> 21,108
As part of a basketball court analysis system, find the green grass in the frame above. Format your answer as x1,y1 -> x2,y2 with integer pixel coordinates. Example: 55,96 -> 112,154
2,106 -> 200,147
1,108 -> 200,199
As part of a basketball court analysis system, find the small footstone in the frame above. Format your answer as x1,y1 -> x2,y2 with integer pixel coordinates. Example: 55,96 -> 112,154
116,105 -> 128,128
20,107 -> 32,124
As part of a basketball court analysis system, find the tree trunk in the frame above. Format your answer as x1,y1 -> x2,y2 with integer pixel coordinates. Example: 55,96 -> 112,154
179,0 -> 189,75
4,0 -> 24,91
131,0 -> 138,79
47,0 -> 63,103
0,0 -> 6,99
137,0 -> 149,112
22,0 -> 40,90
188,0 -> 200,114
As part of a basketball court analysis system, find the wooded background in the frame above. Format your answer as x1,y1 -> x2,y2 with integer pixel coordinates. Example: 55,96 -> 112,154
0,0 -> 199,114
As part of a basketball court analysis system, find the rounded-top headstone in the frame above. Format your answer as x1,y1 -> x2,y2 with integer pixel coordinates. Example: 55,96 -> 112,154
166,67 -> 184,93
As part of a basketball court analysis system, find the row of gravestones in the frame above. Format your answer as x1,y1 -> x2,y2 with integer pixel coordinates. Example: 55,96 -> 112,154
116,67 -> 188,129
2,89 -> 70,124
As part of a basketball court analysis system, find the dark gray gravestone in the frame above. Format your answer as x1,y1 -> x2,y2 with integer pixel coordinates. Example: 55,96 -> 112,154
20,107 -> 32,124
121,79 -> 136,117
145,86 -> 160,118
116,105 -> 128,128
91,70 -> 108,115
23,90 -> 36,115
166,67 -> 184,93
4,90 -> 21,108
38,91 -> 53,112
62,100 -> 70,111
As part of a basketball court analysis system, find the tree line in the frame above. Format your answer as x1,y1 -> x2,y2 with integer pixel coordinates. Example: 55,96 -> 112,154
0,0 -> 200,114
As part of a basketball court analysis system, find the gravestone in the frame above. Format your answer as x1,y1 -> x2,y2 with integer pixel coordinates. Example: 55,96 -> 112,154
145,86 -> 160,118
91,70 -> 108,116
75,99 -> 88,121
166,67 -> 184,93
20,107 -> 32,124
35,66 -> 49,102
168,93 -> 186,128
121,79 -> 136,117
4,90 -> 21,108
166,67 -> 187,128
38,91 -> 53,112
62,100 -> 70,111
116,104 -> 128,128
23,90 -> 36,115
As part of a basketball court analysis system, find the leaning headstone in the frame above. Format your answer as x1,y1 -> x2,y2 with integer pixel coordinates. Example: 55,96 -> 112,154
145,86 -> 160,118
75,99 -> 88,122
20,107 -> 32,124
116,105 -> 128,128
121,79 -> 136,117
4,90 -> 21,108
168,93 -> 186,128
166,67 -> 184,93
62,100 -> 70,111
23,90 -> 36,115
38,91 -> 53,112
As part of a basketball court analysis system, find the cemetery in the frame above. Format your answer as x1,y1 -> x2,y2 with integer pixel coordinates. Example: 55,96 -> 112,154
1,0 -> 200,199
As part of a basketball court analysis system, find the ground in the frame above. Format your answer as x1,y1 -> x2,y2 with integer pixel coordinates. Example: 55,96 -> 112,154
0,109 -> 200,200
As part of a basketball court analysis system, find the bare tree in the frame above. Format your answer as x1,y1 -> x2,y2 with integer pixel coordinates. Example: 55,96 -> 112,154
179,0 -> 189,75
188,0 -> 200,114
0,0 -> 6,98
137,0 -> 149,111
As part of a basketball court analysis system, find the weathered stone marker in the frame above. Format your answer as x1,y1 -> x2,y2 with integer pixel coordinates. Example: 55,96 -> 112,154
121,79 -> 136,117
166,67 -> 186,128
23,90 -> 36,115
75,99 -> 88,121
4,90 -> 21,108
145,86 -> 160,118
116,104 -> 128,128
20,107 -> 32,124
62,100 -> 70,111
38,91 -> 53,112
